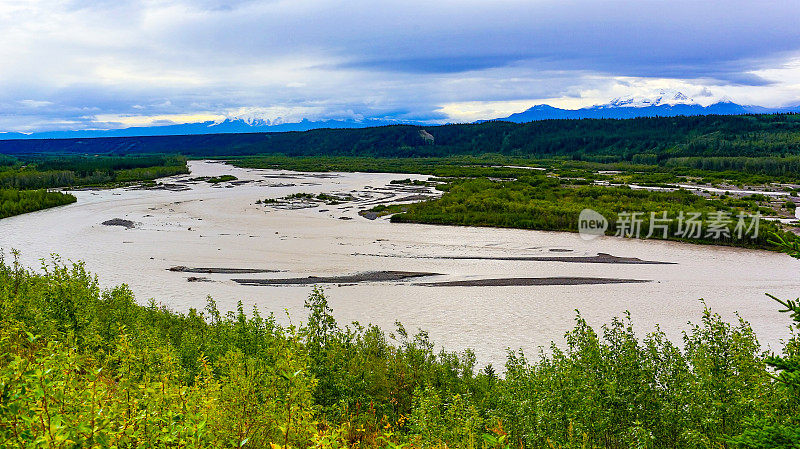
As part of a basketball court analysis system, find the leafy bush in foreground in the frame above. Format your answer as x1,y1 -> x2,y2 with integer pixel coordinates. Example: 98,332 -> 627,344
0,251 -> 798,448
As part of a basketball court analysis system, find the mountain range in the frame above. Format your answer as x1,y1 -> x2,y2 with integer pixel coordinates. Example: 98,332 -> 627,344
0,117 -> 406,140
495,91 -> 800,122
2,91 -> 798,140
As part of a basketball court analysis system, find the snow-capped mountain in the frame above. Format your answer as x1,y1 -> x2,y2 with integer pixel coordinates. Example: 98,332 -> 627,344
494,92 -> 800,123
2,91 -> 800,140
603,90 -> 695,108
0,117 -> 408,140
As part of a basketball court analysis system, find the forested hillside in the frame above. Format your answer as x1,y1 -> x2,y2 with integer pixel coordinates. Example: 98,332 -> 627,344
2,114 -> 800,165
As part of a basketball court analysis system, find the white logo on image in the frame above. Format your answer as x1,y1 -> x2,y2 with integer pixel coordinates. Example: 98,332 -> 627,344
578,209 -> 608,241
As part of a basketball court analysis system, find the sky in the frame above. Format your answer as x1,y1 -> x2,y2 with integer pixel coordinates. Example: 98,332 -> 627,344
2,0 -> 800,132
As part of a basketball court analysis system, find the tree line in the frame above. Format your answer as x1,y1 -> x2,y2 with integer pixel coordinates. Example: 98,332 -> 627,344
377,175 -> 789,250
0,154 -> 188,219
0,189 -> 76,219
2,114 -> 800,166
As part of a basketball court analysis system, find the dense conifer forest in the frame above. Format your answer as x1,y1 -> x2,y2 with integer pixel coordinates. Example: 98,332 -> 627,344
3,114 -> 800,174
0,155 -> 188,219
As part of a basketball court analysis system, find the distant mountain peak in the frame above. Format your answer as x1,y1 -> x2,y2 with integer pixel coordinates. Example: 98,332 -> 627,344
4,92 -> 800,141
493,94 -> 800,123
529,104 -> 558,110
216,116 -> 276,127
607,89 -> 695,108
0,115 -> 416,140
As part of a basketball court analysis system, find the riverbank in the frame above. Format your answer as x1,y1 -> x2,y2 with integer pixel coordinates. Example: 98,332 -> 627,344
228,156 -> 800,252
1,160 -> 797,366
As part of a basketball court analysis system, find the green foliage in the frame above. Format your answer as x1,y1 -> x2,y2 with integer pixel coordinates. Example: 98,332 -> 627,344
231,155 -> 543,179
385,176 -> 786,250
0,189 -> 76,219
0,154 -> 18,167
390,179 -> 428,186
495,310 -> 780,449
0,253 -> 796,448
0,255 -> 317,448
264,193 -> 355,206
7,114 -> 800,170
231,152 -> 800,187
732,234 -> 800,448
206,175 -> 238,183
0,155 -> 188,219
0,155 -> 188,190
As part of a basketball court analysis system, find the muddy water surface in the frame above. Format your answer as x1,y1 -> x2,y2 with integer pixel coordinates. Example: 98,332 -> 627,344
1,160 -> 797,367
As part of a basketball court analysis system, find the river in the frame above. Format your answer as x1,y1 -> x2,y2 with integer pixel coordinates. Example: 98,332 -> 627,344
1,160 -> 797,367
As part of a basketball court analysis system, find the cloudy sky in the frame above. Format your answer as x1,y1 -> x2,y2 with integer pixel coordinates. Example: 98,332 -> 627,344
2,0 -> 800,132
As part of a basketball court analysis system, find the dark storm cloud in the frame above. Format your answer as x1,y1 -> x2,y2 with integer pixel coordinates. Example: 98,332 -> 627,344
1,0 -> 799,131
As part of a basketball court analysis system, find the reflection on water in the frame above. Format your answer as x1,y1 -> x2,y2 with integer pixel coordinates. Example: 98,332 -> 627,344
1,160 -> 798,367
